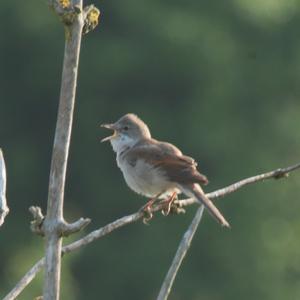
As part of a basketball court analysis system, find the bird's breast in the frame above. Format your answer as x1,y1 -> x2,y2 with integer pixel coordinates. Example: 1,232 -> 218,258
117,155 -> 176,198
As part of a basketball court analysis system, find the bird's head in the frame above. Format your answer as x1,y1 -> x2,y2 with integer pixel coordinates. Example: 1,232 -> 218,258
101,113 -> 151,152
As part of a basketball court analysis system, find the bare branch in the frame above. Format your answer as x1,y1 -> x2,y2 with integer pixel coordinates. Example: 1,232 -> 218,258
4,162 -> 300,299
20,1 -> 100,299
41,1 -> 90,299
157,206 -> 204,300
0,149 -> 9,227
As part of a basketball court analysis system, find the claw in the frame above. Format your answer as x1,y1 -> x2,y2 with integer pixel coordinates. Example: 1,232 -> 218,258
142,209 -> 153,225
140,197 -> 157,224
161,192 -> 177,216
142,203 -> 153,225
161,202 -> 172,216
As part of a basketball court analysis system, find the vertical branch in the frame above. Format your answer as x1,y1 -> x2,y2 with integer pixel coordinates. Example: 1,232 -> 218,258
43,1 -> 84,299
0,149 -> 9,227
157,206 -> 204,300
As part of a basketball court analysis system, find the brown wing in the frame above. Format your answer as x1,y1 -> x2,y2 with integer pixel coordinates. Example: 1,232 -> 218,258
153,156 -> 208,185
157,141 -> 198,166
125,141 -> 208,185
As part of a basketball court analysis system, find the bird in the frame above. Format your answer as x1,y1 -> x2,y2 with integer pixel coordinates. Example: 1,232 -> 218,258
101,113 -> 230,228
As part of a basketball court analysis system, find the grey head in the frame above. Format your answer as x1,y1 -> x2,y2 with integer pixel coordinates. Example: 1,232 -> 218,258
101,113 -> 151,152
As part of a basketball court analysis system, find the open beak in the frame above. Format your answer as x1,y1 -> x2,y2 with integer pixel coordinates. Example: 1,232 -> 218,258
100,123 -> 117,142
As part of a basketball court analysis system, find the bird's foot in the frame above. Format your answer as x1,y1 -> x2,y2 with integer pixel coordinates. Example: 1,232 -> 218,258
161,192 -> 178,216
142,209 -> 153,225
139,198 -> 156,224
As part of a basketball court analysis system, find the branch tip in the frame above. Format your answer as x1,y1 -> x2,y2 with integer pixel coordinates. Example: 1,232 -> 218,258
59,218 -> 91,237
29,206 -> 45,236
83,5 -> 100,35
48,0 -> 83,26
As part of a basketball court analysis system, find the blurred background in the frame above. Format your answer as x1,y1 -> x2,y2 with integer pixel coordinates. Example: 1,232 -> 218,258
1,0 -> 300,299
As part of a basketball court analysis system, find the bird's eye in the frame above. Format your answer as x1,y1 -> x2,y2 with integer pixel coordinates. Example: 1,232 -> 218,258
123,126 -> 129,131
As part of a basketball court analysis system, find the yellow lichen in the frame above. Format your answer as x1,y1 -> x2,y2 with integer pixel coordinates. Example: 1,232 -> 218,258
59,0 -> 71,9
88,8 -> 100,24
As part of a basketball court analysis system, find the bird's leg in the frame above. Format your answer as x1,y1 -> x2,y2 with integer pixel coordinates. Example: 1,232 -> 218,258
140,193 -> 163,224
161,192 -> 178,216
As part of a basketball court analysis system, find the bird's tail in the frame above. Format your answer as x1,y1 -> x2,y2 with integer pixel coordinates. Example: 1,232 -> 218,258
180,183 -> 230,228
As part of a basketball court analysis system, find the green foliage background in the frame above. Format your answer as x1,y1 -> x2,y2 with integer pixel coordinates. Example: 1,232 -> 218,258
1,0 -> 300,299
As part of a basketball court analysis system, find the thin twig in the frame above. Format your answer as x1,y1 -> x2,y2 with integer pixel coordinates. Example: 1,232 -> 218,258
3,259 -> 45,300
0,149 -> 9,227
178,162 -> 300,207
157,206 -> 204,300
4,162 -> 300,300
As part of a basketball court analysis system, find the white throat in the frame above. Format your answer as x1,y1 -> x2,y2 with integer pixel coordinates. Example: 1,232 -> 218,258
110,134 -> 137,154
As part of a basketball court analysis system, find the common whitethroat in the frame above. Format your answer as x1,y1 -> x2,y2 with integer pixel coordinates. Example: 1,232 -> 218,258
101,113 -> 230,228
